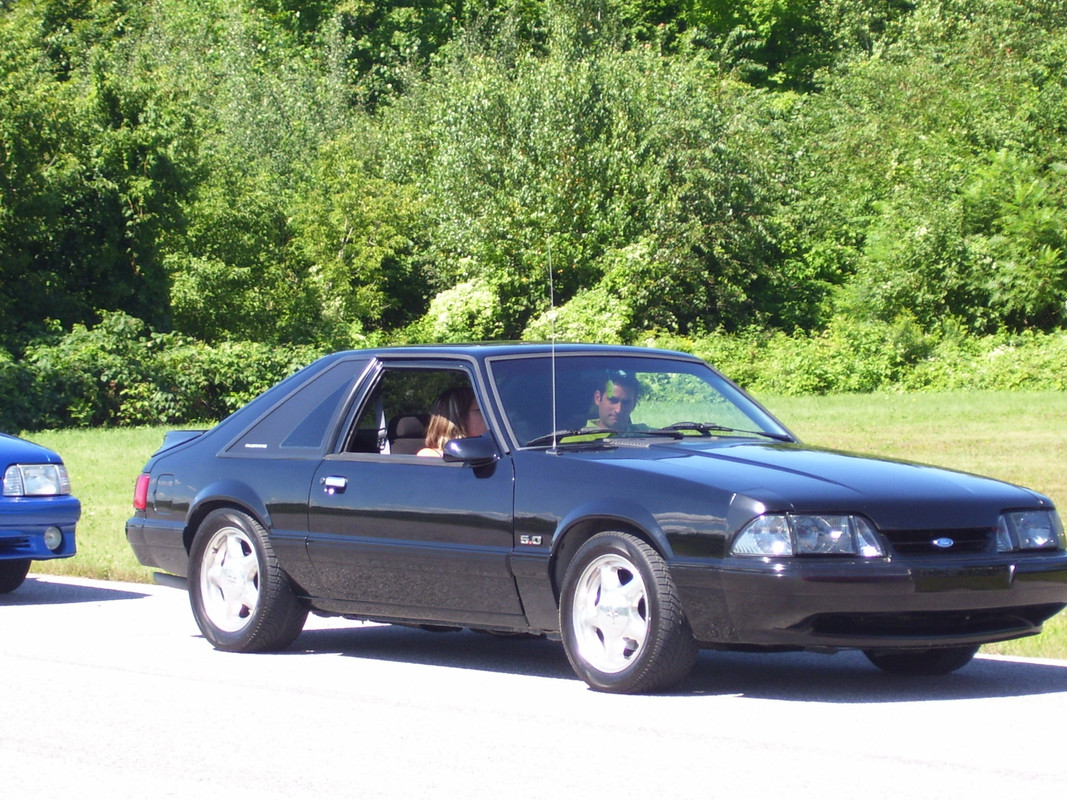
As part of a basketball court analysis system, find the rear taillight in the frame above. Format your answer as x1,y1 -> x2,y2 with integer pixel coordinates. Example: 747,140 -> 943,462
133,473 -> 151,511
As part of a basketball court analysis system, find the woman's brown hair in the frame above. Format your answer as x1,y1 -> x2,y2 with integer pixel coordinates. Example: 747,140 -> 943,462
423,386 -> 477,452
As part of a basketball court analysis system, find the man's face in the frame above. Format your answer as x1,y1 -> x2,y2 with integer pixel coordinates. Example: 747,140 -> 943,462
593,381 -> 636,430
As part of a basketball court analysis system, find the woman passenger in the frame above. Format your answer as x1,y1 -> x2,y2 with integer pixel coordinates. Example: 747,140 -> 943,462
417,387 -> 487,457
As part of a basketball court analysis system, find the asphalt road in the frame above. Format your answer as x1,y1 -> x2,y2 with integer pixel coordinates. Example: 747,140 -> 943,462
2,574 -> 1066,800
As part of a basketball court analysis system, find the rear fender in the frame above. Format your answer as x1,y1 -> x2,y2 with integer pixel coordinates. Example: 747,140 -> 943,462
184,480 -> 272,552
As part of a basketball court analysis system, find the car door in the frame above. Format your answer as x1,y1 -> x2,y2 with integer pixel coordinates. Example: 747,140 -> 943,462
305,363 -> 524,628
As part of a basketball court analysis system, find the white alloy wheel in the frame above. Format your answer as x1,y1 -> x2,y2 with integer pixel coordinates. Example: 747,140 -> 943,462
560,531 -> 697,693
198,523 -> 260,633
188,508 -> 307,652
570,552 -> 650,673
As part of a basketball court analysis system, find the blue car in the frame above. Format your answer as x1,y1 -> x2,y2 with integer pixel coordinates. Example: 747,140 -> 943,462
0,433 -> 79,592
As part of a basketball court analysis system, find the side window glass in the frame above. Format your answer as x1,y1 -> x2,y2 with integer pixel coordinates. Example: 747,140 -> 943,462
343,367 -> 484,456
228,360 -> 367,457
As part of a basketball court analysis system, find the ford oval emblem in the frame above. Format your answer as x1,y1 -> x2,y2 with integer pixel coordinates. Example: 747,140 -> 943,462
932,537 -> 955,549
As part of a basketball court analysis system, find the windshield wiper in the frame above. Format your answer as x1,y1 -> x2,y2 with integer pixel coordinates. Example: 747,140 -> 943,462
524,427 -> 612,448
654,422 -> 794,442
525,426 -> 687,447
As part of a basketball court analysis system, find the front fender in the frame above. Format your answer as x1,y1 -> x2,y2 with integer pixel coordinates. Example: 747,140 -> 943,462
552,496 -> 672,558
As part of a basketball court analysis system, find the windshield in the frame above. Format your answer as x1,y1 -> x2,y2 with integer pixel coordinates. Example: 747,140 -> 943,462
487,353 -> 792,448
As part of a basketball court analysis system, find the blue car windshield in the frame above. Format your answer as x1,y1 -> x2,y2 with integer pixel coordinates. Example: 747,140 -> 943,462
486,353 -> 791,448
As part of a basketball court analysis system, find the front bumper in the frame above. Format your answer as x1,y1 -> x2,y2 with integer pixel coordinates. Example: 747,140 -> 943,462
0,495 -> 80,561
673,552 -> 1067,650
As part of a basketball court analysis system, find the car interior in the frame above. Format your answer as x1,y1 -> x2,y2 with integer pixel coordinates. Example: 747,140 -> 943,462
343,367 -> 475,455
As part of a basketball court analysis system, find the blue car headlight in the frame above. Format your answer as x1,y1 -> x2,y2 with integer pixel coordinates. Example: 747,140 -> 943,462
731,513 -> 885,558
2,463 -> 72,497
996,510 -> 1066,552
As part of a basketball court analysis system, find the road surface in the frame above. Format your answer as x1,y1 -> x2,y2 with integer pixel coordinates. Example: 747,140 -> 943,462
2,574 -> 1065,799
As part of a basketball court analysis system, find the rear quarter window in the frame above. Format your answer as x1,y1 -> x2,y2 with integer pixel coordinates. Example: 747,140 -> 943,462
226,359 -> 369,457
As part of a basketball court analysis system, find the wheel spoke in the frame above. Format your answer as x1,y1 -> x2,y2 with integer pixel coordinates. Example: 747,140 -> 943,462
618,574 -> 644,606
598,563 -> 622,592
223,532 -> 248,566
234,573 -> 260,617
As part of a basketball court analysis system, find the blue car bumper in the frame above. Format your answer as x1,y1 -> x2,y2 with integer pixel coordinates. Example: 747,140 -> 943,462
0,495 -> 80,560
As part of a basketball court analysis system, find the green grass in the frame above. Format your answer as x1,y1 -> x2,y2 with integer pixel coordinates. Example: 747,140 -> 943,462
765,390 -> 1067,510
23,388 -> 1067,659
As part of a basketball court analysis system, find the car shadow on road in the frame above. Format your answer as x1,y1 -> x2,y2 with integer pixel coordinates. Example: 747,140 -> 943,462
294,623 -> 578,681
0,575 -> 150,606
290,622 -> 1067,701
681,649 -> 1067,702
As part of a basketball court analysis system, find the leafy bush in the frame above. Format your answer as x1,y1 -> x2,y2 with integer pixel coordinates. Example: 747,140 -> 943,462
658,320 -> 1067,396
0,348 -> 32,432
423,278 -> 506,343
19,312 -> 321,430
522,283 -> 632,344
13,310 -> 1067,432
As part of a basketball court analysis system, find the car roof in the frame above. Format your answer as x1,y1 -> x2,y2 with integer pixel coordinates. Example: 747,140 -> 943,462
321,342 -> 702,364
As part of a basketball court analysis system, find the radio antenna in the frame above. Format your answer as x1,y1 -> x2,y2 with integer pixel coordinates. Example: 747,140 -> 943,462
548,241 -> 559,454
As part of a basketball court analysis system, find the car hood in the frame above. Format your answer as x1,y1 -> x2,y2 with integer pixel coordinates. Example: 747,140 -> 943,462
608,440 -> 1050,530
0,433 -> 62,468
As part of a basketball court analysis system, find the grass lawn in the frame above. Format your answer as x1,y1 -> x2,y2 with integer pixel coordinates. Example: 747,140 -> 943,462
22,388 -> 1067,658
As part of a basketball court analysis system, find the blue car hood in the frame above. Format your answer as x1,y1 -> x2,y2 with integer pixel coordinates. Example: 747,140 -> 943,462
0,433 -> 63,468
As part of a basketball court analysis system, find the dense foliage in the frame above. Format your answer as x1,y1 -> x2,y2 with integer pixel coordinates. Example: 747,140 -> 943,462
3,0 -> 1067,428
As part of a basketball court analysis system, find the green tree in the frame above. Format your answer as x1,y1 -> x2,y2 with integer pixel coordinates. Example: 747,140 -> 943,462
288,133 -> 426,346
779,0 -> 1067,333
0,0 -> 182,347
684,0 -> 914,90
379,21 -> 785,340
112,0 -> 347,344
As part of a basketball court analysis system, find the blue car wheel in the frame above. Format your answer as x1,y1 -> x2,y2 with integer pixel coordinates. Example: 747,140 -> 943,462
0,559 -> 30,593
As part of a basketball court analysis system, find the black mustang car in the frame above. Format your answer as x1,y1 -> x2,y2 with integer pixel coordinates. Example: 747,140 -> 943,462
127,344 -> 1067,693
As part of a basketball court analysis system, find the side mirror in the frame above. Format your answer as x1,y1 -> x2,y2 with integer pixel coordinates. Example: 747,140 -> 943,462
442,436 -> 500,468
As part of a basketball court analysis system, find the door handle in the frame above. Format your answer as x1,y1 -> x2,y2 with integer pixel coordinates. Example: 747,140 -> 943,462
322,475 -> 348,495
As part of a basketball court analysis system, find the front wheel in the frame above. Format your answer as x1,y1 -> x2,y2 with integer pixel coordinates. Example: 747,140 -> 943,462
864,645 -> 979,676
560,532 -> 697,693
188,508 -> 308,652
0,559 -> 31,593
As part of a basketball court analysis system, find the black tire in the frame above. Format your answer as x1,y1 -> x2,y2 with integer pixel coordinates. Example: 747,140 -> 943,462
0,559 -> 31,593
188,508 -> 308,652
864,645 -> 979,676
559,531 -> 698,694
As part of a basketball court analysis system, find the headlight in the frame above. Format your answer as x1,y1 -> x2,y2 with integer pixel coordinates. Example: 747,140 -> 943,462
997,510 -> 1066,552
731,513 -> 885,558
2,463 -> 72,497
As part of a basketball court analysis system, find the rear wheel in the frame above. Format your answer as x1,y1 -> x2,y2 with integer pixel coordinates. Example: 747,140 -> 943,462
0,559 -> 31,593
560,532 -> 697,693
864,645 -> 979,676
188,508 -> 307,652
